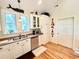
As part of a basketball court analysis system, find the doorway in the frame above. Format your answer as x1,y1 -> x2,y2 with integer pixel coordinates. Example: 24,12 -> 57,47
57,17 -> 74,48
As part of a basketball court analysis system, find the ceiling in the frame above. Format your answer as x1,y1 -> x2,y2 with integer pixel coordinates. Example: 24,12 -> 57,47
0,0 -> 64,15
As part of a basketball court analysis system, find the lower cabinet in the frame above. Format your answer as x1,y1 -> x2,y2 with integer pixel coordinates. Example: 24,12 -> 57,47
0,38 -> 31,59
10,39 -> 31,59
0,45 -> 11,59
23,39 -> 31,54
11,41 -> 25,58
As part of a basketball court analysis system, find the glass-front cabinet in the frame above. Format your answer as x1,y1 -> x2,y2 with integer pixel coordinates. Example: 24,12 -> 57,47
30,14 -> 40,29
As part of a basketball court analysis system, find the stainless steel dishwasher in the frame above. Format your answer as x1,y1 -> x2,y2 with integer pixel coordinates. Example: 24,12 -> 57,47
31,36 -> 39,50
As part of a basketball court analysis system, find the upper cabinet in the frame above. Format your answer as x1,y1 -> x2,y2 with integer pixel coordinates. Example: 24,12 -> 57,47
0,8 -> 2,32
30,14 -> 40,29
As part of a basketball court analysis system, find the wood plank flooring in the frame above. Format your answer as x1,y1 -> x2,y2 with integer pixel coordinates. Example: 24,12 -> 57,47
34,42 -> 78,59
18,42 -> 79,59
76,56 -> 79,59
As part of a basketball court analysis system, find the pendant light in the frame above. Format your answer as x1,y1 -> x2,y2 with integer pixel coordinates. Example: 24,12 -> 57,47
18,0 -> 21,22
38,0 -> 42,5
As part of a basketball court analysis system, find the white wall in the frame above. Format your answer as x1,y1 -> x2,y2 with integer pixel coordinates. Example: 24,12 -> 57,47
0,0 -> 58,15
51,0 -> 79,49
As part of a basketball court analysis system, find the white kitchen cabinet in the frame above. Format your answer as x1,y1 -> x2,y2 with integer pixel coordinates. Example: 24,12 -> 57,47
23,38 -> 31,54
0,38 -> 31,59
39,15 -> 51,45
11,41 -> 24,58
30,14 -> 40,29
10,38 -> 31,59
0,45 -> 11,59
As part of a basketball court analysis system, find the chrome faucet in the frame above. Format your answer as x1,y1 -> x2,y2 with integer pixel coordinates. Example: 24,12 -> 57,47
18,34 -> 21,39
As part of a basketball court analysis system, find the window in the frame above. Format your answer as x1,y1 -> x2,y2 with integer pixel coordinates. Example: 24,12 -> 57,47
21,16 -> 29,32
5,13 -> 17,34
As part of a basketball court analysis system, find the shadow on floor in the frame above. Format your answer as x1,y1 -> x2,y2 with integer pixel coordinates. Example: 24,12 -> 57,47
17,51 -> 35,59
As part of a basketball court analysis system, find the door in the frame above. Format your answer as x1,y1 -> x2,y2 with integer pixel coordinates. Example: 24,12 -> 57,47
57,17 -> 74,48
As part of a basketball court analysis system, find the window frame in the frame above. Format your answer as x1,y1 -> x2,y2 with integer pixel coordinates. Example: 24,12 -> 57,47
3,13 -> 17,34
20,15 -> 30,32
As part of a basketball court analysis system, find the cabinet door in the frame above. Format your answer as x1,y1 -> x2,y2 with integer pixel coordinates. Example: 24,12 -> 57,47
36,17 -> 40,28
10,39 -> 31,59
18,39 -> 31,54
30,15 -> 35,28
12,41 -> 24,58
0,45 -> 11,59
30,14 -> 40,29
23,39 -> 31,54
33,16 -> 37,28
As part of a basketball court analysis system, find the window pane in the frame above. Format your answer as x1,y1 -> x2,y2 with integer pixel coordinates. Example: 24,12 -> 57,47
21,16 -> 29,32
5,14 -> 17,34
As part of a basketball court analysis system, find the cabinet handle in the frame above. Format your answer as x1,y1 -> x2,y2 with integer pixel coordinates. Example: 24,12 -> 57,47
8,49 -> 10,51
26,40 -> 28,42
22,44 -> 24,46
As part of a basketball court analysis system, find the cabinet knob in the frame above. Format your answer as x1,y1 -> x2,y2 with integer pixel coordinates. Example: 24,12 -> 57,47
17,43 -> 19,44
0,47 -> 3,50
26,40 -> 28,42
8,49 -> 10,51
22,44 -> 24,46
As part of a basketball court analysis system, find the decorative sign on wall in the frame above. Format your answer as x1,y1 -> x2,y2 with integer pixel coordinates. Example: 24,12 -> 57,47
41,12 -> 50,17
7,0 -> 24,13
51,18 -> 55,37
7,4 -> 24,13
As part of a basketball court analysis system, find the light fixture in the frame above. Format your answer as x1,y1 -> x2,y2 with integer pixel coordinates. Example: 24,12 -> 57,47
54,0 -> 63,7
38,0 -> 42,5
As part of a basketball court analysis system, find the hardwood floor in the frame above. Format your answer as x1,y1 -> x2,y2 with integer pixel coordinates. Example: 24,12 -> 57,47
76,56 -> 79,59
34,42 -> 77,59
18,42 -> 79,59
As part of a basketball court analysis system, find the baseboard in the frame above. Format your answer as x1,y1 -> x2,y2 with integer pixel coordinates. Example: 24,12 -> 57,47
50,39 -> 58,44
